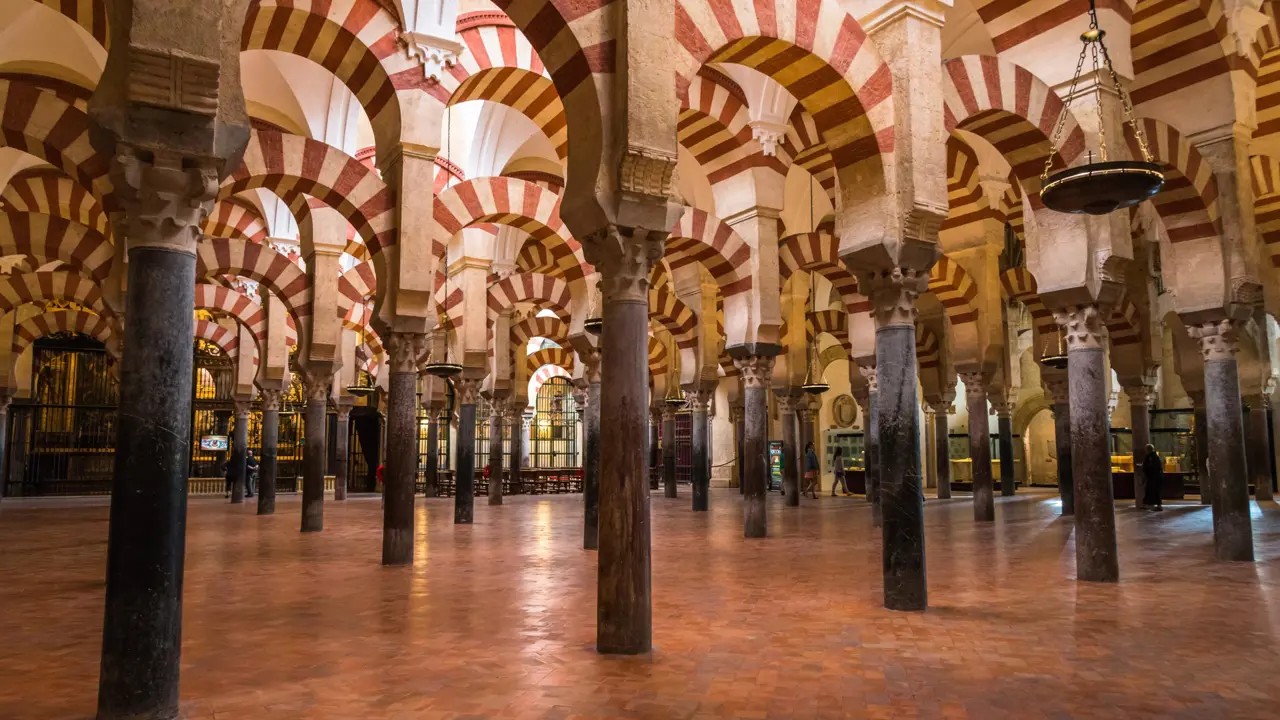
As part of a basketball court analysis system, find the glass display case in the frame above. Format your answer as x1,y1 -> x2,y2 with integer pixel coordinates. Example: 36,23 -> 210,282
824,430 -> 865,494
1109,411 -> 1196,499
946,431 -> 1022,489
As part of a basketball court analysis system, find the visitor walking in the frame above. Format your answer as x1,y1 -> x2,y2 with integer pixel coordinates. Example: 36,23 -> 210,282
245,449 -> 259,498
802,442 -> 820,499
830,447 -> 850,496
1142,444 -> 1164,511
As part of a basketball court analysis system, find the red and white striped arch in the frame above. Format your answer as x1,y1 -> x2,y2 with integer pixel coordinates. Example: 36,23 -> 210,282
780,107 -> 838,208
1,168 -> 108,238
195,283 -> 267,346
1251,153 -> 1280,267
1000,267 -> 1057,340
525,346 -> 575,375
942,55 -> 1086,204
648,335 -> 669,375
337,261 -> 378,317
205,198 -> 269,244
443,67 -> 567,161
221,131 -> 396,255
1124,118 -> 1220,246
667,208 -> 753,297
196,237 -> 313,328
649,282 -> 699,351
528,361 -> 571,399
777,230 -> 864,314
510,315 -> 569,349
678,70 -> 782,185
435,176 -> 587,284
1129,0 -> 1231,107
0,211 -> 114,282
194,319 -> 241,363
0,270 -> 110,318
486,272 -> 573,322
806,309 -> 851,352
12,310 -> 116,363
941,136 -> 996,234
928,256 -> 979,327
916,324 -> 940,371
0,80 -> 113,205
675,0 -> 895,202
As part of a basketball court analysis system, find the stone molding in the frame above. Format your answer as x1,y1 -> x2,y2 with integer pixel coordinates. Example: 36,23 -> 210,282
112,148 -> 218,255
1188,319 -> 1240,362
926,399 -> 953,415
399,31 -> 465,82
619,147 -> 677,198
582,226 -> 664,304
775,392 -> 797,415
865,268 -> 927,329
387,331 -> 428,375
734,355 -> 776,389
1053,304 -> 1107,351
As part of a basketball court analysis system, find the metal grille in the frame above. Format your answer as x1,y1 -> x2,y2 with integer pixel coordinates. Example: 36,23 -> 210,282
675,411 -> 692,485
528,377 -> 577,468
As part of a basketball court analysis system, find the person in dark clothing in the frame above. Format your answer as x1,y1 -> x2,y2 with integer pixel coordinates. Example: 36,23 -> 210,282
245,450 -> 260,498
802,442 -> 820,499
1142,444 -> 1164,511
830,447 -> 850,496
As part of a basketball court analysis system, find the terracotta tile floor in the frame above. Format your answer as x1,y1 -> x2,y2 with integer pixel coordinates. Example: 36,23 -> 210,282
2,489 -> 1279,719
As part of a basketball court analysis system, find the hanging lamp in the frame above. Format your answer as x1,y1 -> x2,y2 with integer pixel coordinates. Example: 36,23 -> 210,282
345,305 -> 378,396
1039,328 -> 1069,370
801,176 -> 828,396
663,349 -> 685,409
584,286 -> 603,335
1039,0 -> 1163,215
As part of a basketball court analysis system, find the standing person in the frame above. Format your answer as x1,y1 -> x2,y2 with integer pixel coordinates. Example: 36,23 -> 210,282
245,449 -> 260,498
1142,443 -> 1164,511
802,442 -> 820,499
830,447 -> 850,496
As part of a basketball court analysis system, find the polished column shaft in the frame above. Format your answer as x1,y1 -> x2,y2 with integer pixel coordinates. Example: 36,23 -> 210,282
258,391 -> 280,515
1247,397 -> 1272,502
584,380 -> 602,548
230,403 -> 250,504
736,354 -> 775,538
424,410 -> 439,497
779,394 -> 799,507
931,403 -> 952,499
661,407 -> 677,498
995,405 -> 1015,497
689,390 -> 711,511
334,406 -> 350,501
509,406 -> 523,496
1128,390 -> 1153,508
454,379 -> 481,525
961,373 -> 994,522
384,334 -> 424,559
488,404 -> 505,506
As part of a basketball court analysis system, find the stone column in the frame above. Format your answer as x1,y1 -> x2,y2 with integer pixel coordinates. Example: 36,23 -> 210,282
0,393 -> 10,501
1056,306 -> 1119,581
1188,320 -> 1253,561
687,388 -> 713,511
929,400 -> 953,499
859,368 -> 882,526
867,269 -> 928,612
488,400 -> 506,506
777,392 -> 800,507
732,403 -> 745,492
453,377 -> 482,524
508,403 -> 524,497
229,399 -> 251,504
583,351 -> 602,547
384,332 -> 425,561
992,399 -> 1016,497
212,410 -> 231,482
1247,394 -> 1273,502
95,149 -> 221,719
661,405 -> 678,498
424,407 -> 440,497
1192,392 -> 1211,505
258,389 -> 281,515
734,354 -> 776,537
588,228 -> 662,656
1127,386 -> 1155,509
923,406 -> 937,491
648,408 -> 661,490
960,372 -> 994,522
334,404 -> 351,501
1045,378 -> 1074,515
797,401 -> 817,493
300,376 -> 330,533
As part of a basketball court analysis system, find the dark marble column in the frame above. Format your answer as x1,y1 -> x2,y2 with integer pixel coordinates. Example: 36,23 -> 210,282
797,401 -> 817,495
258,389 -> 280,515
733,352 -> 776,538
333,405 -> 351,501
96,150 -> 222,720
1127,387 -> 1154,509
384,333 -> 424,560
661,405 -> 678,498
300,376 -> 330,533
646,408 -> 660,490
591,233 -> 659,656
858,367 -> 882,525
1192,394 -> 1211,505
959,372 -> 994,521
993,399 -> 1016,497
229,400 -> 250,504
1056,306 -> 1118,581
213,410 -> 231,486
923,407 -> 937,494
867,272 -> 928,612
508,404 -> 524,496
1044,377 -> 1074,515
778,392 -> 800,507
488,400 -> 505,506
583,362 -> 602,547
929,399 -> 953,499
1246,395 -> 1272,502
0,394 -> 10,501
688,389 -> 712,511
1188,320 -> 1253,561
732,404 -> 745,493
454,378 -> 481,524
424,408 -> 440,497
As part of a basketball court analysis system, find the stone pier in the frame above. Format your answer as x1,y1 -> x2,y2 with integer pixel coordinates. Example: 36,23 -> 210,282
230,400 -> 250,504
454,378 -> 482,525
300,377 -> 329,533
383,333 -> 424,563
960,372 -> 994,522
258,390 -> 281,515
778,392 -> 799,507
583,352 -> 602,548
687,389 -> 712,511
733,351 -> 776,538
334,405 -> 351,501
662,405 -> 678,498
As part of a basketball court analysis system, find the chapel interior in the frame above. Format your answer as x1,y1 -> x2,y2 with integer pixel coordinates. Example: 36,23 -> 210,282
1,0 -> 1280,718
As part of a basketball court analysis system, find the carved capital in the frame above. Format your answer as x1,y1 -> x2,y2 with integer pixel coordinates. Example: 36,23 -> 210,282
926,399 -> 953,415
336,404 -> 353,422
619,147 -> 677,197
1188,318 -> 1240,362
581,348 -> 602,384
234,399 -> 252,418
728,403 -> 744,423
398,31 -> 465,82
733,355 -> 775,389
304,375 -> 331,406
864,268 -> 927,329
989,399 -> 1016,418
748,120 -> 787,156
505,402 -> 525,422
111,147 -> 218,255
1123,385 -> 1158,409
1043,378 -> 1069,407
387,331 -> 428,375
1053,304 -> 1107,351
454,377 -> 482,406
775,391 -> 798,415
260,388 -> 282,412
857,365 -> 878,394
661,404 -> 679,421
684,388 -> 713,413
958,371 -> 985,395
572,388 -> 588,412
583,226 -> 664,304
